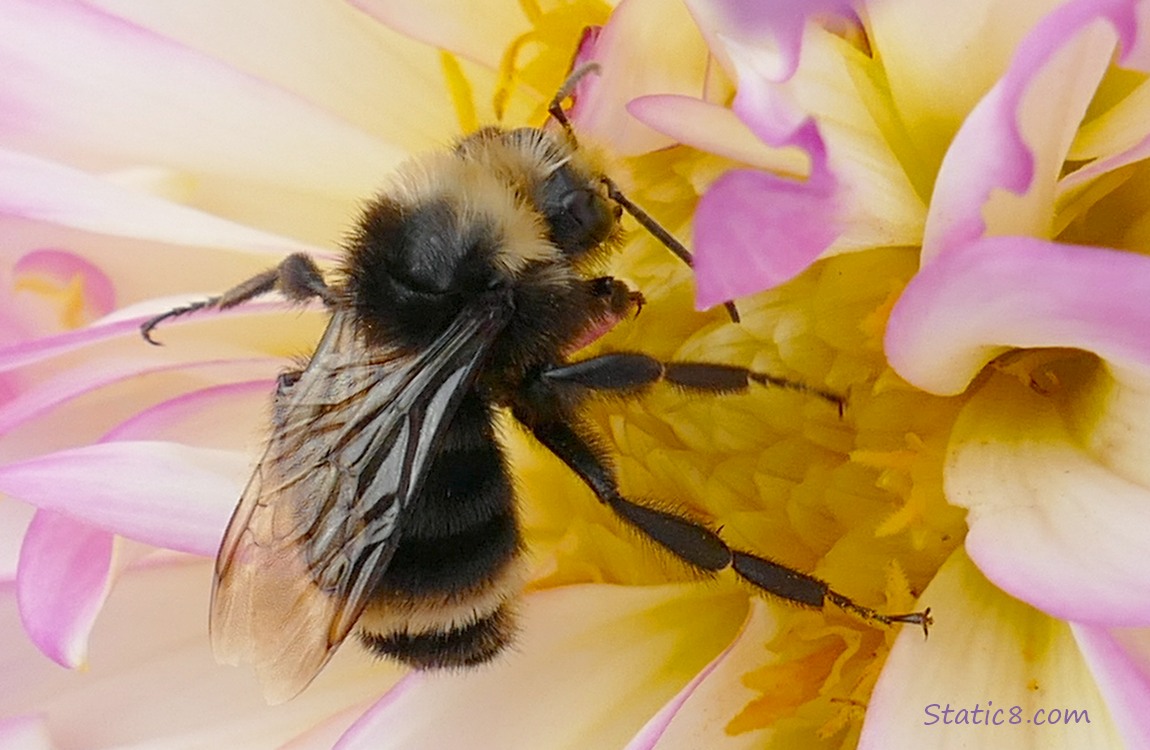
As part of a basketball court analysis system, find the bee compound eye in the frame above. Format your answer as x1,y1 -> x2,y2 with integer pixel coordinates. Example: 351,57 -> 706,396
548,187 -> 614,255
563,188 -> 600,230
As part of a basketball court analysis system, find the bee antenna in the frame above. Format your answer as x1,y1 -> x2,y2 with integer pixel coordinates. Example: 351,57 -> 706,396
549,62 -> 740,324
603,177 -> 740,323
547,61 -> 601,138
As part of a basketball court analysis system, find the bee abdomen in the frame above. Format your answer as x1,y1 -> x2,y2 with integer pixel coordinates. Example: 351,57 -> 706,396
374,391 -> 520,598
380,510 -> 520,596
358,602 -> 515,669
355,390 -> 524,668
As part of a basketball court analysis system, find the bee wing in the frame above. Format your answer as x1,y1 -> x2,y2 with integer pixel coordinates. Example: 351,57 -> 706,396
210,295 -> 512,703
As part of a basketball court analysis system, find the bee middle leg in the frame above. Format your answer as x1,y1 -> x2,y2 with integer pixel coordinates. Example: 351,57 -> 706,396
141,252 -> 337,344
513,359 -> 929,633
541,352 -> 845,413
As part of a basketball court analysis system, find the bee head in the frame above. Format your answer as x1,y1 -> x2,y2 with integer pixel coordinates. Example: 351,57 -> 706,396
533,158 -> 621,258
457,126 -> 622,262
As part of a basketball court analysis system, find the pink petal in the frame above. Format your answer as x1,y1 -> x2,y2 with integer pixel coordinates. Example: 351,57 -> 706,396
103,380 -> 272,446
946,375 -> 1150,626
0,441 -> 247,556
0,715 -> 54,750
624,600 -> 774,749
336,584 -> 748,749
0,318 -> 139,374
0,501 -> 35,584
0,148 -> 319,256
691,26 -> 860,308
279,703 -> 377,750
77,1 -> 458,153
922,0 -> 1145,263
1062,125 -> 1150,196
628,94 -> 807,173
693,123 -> 838,308
348,0 -> 530,70
683,0 -> 859,81
685,9 -> 932,307
570,0 -> 711,156
0,0 -> 402,197
0,355 -> 272,442
0,149 -> 332,341
0,298 -> 301,374
16,511 -> 114,669
886,236 -> 1150,395
1073,625 -> 1150,749
862,548 -> 1125,748
0,560 -> 395,748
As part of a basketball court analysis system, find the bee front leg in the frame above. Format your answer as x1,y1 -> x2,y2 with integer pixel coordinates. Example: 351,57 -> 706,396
141,253 -> 338,345
587,276 -> 644,317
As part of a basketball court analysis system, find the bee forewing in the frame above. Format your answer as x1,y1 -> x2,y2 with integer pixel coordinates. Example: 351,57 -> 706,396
210,463 -> 363,704
210,300 -> 512,703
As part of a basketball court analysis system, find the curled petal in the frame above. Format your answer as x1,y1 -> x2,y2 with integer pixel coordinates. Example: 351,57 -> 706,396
628,95 -> 806,174
0,441 -> 247,556
693,158 -> 838,308
1073,625 -> 1150,749
886,236 -> 1150,395
861,548 -> 1125,748
16,511 -> 115,669
923,0 -> 1145,262
690,20 -> 924,306
12,249 -> 115,327
571,0 -> 711,156
624,600 -> 776,749
684,0 -> 859,81
947,376 -> 1150,626
690,27 -> 844,309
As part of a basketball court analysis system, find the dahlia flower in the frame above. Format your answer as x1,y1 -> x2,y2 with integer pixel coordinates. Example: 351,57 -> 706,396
2,0 -> 1147,749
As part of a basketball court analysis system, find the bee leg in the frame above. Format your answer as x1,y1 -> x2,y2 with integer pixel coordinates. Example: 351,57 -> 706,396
140,252 -> 337,345
518,359 -> 927,632
587,277 -> 644,316
541,352 -> 845,415
513,397 -> 930,635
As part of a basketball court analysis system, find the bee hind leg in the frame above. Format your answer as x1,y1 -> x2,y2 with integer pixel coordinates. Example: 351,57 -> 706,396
515,359 -> 930,635
140,252 -> 337,345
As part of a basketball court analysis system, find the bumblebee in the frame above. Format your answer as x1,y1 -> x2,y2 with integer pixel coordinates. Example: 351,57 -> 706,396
142,65 -> 929,703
